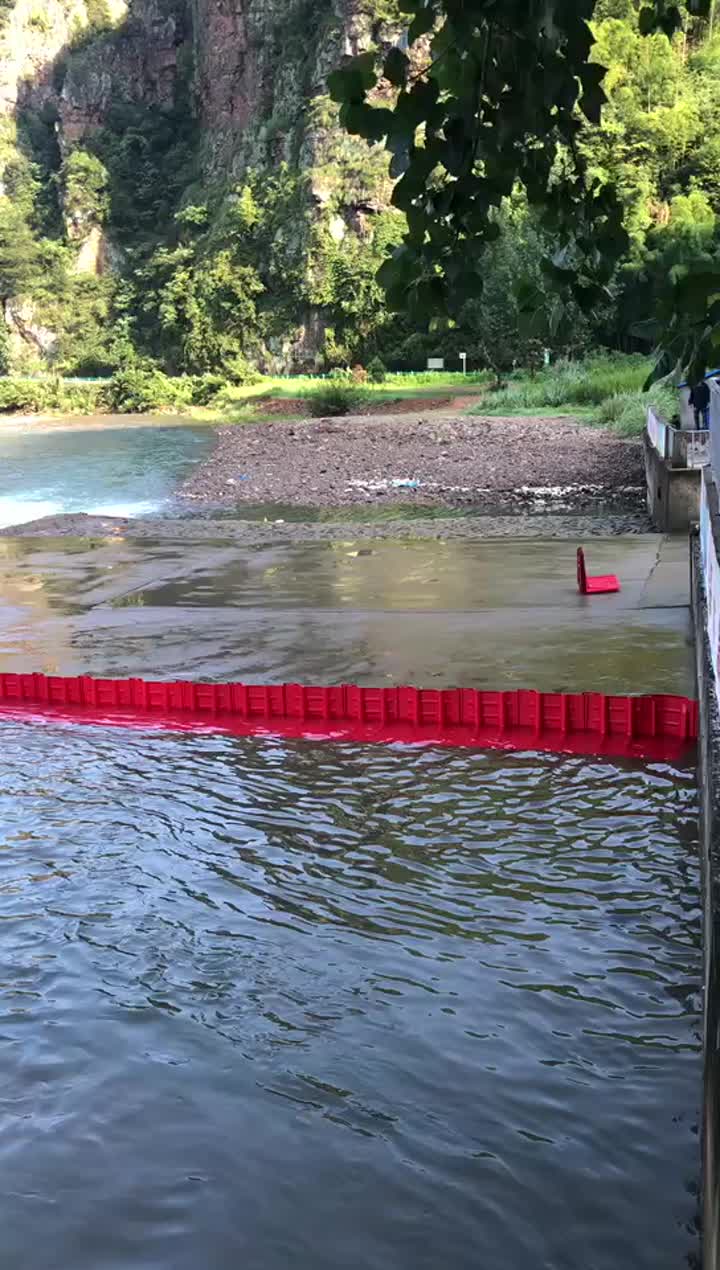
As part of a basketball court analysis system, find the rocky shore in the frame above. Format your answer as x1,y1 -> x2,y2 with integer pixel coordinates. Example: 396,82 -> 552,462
179,412 -> 645,511
0,410 -> 650,541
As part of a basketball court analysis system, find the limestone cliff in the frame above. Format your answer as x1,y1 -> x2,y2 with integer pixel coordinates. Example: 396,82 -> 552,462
59,0 -> 185,148
0,0 -> 126,119
0,0 -> 401,369
56,0 -> 392,185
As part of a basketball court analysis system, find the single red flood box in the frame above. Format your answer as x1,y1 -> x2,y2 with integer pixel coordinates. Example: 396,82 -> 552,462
577,547 -> 620,595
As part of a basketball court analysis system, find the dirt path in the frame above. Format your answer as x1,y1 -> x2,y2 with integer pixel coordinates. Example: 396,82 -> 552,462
180,412 -> 643,510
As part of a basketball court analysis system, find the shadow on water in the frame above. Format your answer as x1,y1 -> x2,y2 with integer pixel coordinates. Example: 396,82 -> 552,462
0,724 -> 701,1270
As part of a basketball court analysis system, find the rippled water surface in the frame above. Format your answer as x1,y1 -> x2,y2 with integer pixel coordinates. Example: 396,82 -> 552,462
0,722 -> 700,1270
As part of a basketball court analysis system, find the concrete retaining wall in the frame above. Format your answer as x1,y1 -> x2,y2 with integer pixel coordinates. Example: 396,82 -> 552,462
644,434 -> 702,531
693,467 -> 720,1266
693,535 -> 720,1268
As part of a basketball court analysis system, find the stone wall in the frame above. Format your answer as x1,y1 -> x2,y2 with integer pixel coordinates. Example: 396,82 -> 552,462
643,434 -> 702,531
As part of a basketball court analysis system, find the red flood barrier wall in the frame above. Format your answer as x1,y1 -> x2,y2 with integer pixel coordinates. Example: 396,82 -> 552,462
0,672 -> 699,761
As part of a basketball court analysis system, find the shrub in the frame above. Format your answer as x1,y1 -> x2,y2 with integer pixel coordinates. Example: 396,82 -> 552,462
0,377 -> 105,414
351,364 -> 368,383
55,382 -> 103,413
308,382 -> 366,416
224,354 -> 262,386
592,385 -> 677,436
0,378 -> 53,413
28,6 -> 51,31
367,356 -> 387,383
102,366 -> 192,413
189,373 -> 225,406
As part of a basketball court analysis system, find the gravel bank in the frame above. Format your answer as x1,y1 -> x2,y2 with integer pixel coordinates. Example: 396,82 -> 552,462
0,411 -> 650,541
0,509 -> 651,543
179,412 -> 645,510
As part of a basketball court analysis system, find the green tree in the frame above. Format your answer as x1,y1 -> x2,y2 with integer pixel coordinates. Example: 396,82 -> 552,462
329,0 -> 714,373
60,149 -> 110,238
137,204 -> 265,373
0,197 -> 39,304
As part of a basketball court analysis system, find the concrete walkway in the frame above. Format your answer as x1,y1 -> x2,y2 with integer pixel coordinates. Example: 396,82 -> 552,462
0,532 -> 693,696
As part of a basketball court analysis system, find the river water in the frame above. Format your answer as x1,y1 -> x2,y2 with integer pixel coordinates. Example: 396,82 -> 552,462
0,720 -> 701,1270
0,419 -> 702,1265
0,423 -> 212,527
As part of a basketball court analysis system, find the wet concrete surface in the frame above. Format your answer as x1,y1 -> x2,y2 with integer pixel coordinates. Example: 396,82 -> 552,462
0,532 -> 693,695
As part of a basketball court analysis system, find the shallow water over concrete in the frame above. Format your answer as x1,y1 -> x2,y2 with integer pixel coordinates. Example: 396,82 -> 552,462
0,424 -> 212,527
0,722 -> 701,1270
0,532 -> 693,693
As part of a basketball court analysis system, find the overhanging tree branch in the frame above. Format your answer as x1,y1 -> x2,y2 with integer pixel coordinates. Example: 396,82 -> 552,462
329,0 -> 714,375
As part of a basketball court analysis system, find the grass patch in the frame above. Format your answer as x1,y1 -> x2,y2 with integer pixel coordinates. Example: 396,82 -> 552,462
591,385 -> 677,436
474,354 -> 651,412
472,354 -> 675,435
219,370 -> 488,407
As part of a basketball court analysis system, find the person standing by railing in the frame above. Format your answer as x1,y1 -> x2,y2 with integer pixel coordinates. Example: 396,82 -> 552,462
690,379 -> 711,428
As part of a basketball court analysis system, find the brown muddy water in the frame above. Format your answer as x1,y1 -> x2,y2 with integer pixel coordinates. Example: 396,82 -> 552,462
0,721 -> 701,1270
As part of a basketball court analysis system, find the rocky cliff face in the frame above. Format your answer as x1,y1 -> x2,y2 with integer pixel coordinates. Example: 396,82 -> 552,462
0,0 -> 399,369
55,0 -> 378,177
190,0 -> 355,174
0,0 -> 126,118
59,0 -> 186,149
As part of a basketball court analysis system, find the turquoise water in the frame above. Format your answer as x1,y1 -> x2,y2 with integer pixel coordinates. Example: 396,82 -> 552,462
0,425 -> 212,527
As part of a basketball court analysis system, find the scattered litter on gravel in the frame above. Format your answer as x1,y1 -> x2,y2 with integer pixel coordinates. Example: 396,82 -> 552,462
0,411 -> 652,541
180,413 -> 644,511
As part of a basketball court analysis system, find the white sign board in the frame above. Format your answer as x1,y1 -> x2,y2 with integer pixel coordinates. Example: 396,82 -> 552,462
426,357 -> 444,370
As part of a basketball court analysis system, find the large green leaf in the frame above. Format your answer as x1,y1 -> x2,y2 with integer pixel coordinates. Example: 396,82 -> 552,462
327,53 -> 377,105
578,64 -> 608,125
339,102 -> 393,141
408,5 -> 437,41
383,47 -> 409,89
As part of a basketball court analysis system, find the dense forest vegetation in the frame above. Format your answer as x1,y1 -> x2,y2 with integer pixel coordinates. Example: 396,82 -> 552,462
0,0 -> 719,379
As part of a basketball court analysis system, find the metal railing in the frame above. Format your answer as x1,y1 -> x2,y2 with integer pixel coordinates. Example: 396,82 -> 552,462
646,406 -> 709,468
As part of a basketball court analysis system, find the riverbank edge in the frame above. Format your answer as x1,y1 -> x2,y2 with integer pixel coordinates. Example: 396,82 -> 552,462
0,411 -> 217,431
0,391 -> 482,430
0,509 -> 654,541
